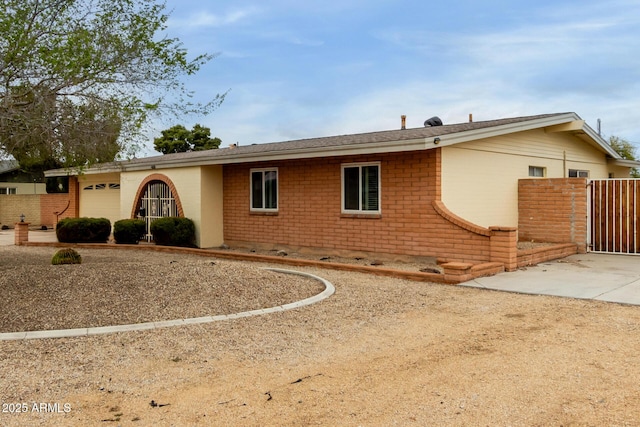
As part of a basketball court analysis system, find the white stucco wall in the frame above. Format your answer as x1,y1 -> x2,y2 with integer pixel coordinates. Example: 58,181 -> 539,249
0,182 -> 46,194
441,128 -> 615,228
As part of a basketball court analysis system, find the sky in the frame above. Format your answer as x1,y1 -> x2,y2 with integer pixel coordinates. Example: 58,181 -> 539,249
144,0 -> 640,155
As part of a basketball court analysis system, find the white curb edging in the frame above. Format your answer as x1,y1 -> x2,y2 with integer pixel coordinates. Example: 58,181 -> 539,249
0,268 -> 335,341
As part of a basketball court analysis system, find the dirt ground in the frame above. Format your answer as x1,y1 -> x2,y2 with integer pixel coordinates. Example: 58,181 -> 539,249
2,247 -> 640,426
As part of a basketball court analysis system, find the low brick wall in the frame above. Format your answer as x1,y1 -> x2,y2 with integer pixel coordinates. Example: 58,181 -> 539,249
518,178 -> 587,253
517,243 -> 578,268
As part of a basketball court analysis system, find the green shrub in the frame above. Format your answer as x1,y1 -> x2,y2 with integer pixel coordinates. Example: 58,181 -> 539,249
51,248 -> 82,265
56,217 -> 111,243
150,217 -> 196,247
113,219 -> 146,244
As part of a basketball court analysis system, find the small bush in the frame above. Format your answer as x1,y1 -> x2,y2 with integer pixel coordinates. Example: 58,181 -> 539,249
150,217 -> 196,247
113,219 -> 146,244
56,217 -> 111,243
51,248 -> 82,265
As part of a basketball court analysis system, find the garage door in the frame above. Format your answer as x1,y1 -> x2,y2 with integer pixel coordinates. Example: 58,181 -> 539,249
79,182 -> 121,225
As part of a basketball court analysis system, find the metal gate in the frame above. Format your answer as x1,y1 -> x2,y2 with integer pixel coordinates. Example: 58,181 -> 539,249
138,180 -> 177,242
589,179 -> 640,254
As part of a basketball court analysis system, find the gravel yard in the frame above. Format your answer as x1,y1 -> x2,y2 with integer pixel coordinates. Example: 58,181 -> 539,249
2,246 -> 640,426
0,247 -> 323,333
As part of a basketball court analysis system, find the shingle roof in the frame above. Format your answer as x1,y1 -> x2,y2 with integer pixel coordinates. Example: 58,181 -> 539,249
46,112 -> 586,175
128,112 -> 568,163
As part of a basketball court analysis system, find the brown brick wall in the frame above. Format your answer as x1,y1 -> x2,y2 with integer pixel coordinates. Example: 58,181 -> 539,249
518,178 -> 587,252
223,149 -> 493,263
40,176 -> 79,227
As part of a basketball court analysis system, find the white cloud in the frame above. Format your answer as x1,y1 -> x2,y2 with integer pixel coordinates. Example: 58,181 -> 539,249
168,7 -> 260,29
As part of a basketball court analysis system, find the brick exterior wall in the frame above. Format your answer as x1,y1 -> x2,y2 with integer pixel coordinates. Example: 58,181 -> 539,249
518,178 -> 587,252
223,149 -> 494,263
40,176 -> 79,227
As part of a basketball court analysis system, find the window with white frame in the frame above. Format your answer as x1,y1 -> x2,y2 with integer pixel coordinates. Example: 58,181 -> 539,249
342,162 -> 381,214
528,166 -> 546,177
568,169 -> 589,178
250,168 -> 278,211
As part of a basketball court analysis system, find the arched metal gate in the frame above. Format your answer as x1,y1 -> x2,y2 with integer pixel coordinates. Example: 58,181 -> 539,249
138,180 -> 178,242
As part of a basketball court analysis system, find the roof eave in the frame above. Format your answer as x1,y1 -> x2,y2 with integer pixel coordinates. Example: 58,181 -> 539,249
119,138 -> 430,171
609,158 -> 640,168
430,112 -> 582,148
43,165 -> 124,177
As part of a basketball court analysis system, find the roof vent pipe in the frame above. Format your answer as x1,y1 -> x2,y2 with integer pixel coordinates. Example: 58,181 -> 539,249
469,113 -> 473,123
401,115 -> 406,130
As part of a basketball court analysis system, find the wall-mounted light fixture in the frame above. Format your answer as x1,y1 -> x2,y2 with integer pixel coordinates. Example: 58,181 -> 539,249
433,137 -> 441,145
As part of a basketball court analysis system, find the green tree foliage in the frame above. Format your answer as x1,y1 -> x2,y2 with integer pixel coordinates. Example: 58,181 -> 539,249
609,136 -> 640,178
0,0 -> 225,171
154,124 -> 222,154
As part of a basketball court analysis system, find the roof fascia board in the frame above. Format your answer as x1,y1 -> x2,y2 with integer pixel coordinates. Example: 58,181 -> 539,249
429,113 -> 580,148
581,122 -> 620,158
609,158 -> 640,168
44,166 -> 123,177
543,119 -> 620,159
119,138 -> 429,171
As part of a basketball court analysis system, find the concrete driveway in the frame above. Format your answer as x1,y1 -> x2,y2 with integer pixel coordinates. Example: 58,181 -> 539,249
0,229 -> 58,245
463,253 -> 640,305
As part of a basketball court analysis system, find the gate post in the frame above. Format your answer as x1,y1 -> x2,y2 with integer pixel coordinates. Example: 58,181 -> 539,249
14,220 -> 30,245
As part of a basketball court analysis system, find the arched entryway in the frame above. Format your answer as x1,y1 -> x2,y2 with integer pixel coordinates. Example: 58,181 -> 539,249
131,174 -> 184,242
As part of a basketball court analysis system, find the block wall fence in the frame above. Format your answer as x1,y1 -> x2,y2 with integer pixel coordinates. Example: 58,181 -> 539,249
223,149 -> 518,265
0,177 -> 79,228
518,178 -> 588,253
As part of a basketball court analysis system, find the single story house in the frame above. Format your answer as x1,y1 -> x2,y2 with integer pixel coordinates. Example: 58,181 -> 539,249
0,160 -> 47,195
44,112 -> 639,267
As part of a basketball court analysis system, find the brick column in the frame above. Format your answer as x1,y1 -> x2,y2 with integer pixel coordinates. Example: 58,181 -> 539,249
14,222 -> 30,246
489,226 -> 518,271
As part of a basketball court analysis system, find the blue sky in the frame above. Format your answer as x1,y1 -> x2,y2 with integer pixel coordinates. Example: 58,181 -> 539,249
146,0 -> 640,154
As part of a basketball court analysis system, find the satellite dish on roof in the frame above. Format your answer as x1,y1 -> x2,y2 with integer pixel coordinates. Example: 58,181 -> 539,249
424,116 -> 443,127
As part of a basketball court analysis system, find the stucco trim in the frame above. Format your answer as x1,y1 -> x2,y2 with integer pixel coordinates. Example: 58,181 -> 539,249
130,173 -> 185,219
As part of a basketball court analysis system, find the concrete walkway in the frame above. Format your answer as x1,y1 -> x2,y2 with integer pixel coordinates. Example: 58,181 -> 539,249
463,253 -> 640,306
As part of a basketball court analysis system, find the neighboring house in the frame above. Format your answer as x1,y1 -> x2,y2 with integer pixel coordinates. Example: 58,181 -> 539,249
0,160 -> 75,227
44,112 -> 639,266
0,160 -> 47,195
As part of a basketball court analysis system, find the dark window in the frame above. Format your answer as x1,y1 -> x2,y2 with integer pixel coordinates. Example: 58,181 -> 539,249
342,163 -> 381,213
251,169 -> 278,210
